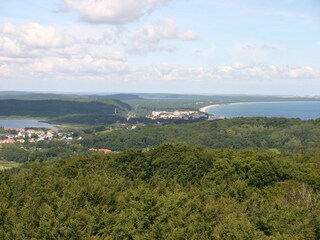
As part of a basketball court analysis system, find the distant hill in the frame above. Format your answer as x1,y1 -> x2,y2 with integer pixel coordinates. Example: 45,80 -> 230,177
0,92 -> 143,101
87,93 -> 142,101
0,99 -> 131,117
0,92 -> 79,101
0,91 -> 30,96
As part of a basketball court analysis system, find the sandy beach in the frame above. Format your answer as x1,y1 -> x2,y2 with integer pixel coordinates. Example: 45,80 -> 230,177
199,104 -> 222,113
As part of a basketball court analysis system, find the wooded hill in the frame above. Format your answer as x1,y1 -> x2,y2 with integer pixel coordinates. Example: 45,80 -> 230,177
0,144 -> 319,239
0,91 -> 142,101
0,99 -> 131,117
81,117 -> 320,151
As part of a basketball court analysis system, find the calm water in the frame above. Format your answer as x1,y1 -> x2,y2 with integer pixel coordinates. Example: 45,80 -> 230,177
206,101 -> 320,120
0,120 -> 58,130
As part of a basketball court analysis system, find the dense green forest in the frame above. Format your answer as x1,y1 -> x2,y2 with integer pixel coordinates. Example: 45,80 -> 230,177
51,114 -> 127,125
81,117 -> 320,151
0,99 -> 131,117
1,117 -> 319,163
0,144 -> 319,239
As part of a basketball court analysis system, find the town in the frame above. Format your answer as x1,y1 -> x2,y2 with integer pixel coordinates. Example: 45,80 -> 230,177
148,110 -> 224,121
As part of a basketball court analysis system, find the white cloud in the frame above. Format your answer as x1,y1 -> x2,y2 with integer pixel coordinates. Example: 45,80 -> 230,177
143,19 -> 198,42
63,0 -> 169,24
1,49 -> 319,84
0,22 -> 81,62
82,18 -> 198,55
2,22 -> 74,48
127,19 -> 198,54
0,22 -> 129,80
0,22 -> 317,84
120,63 -> 320,84
14,53 -> 128,78
287,66 -> 316,78
214,64 -> 320,80
0,51 -> 129,80
0,37 -> 22,56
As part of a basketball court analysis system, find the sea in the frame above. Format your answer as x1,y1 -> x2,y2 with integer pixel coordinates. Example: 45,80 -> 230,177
205,101 -> 320,120
0,120 -> 58,130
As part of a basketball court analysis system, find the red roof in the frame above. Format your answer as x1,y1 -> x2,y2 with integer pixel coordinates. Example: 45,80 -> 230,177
89,148 -> 113,154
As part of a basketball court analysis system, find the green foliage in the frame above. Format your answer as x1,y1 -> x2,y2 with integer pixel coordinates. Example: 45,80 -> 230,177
81,117 -> 320,151
0,144 -> 319,239
52,114 -> 126,125
112,144 -> 212,184
0,144 -> 28,162
0,141 -> 87,163
0,99 -> 130,117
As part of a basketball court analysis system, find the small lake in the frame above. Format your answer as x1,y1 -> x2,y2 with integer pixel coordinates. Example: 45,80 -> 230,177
205,101 -> 320,120
0,120 -> 58,130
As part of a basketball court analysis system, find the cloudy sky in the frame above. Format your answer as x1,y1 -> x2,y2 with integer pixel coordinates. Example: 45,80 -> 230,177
0,0 -> 319,95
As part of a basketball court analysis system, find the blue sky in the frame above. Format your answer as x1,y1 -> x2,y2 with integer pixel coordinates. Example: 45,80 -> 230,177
0,0 -> 319,95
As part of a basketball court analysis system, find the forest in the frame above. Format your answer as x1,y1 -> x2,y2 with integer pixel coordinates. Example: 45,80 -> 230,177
1,115 -> 320,239
1,117 -> 320,163
0,144 -> 319,239
0,99 -> 131,117
81,117 -> 320,151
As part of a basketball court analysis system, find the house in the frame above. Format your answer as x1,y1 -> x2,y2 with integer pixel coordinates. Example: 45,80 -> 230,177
89,148 -> 113,154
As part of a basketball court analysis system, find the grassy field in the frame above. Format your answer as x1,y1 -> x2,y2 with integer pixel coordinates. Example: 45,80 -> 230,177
0,160 -> 21,171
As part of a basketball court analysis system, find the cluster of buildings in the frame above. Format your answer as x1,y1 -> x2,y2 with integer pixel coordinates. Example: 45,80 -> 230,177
149,110 -> 208,120
0,128 -> 74,144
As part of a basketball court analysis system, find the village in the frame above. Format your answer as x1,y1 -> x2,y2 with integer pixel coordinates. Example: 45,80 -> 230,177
0,128 -> 76,144
0,127 -> 117,156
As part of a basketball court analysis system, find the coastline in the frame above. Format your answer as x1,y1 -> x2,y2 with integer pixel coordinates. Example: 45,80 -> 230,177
199,104 -> 223,113
199,100 -> 312,113
199,101 -> 320,120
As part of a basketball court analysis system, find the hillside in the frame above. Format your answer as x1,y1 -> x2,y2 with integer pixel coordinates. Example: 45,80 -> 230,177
0,99 -> 131,117
0,144 -> 319,239
87,93 -> 142,101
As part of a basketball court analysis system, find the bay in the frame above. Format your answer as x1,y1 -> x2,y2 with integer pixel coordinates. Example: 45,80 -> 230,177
205,101 -> 320,120
0,119 -> 58,130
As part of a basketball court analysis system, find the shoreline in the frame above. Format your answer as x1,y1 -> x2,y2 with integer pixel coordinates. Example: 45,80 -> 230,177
199,104 -> 223,113
199,101 -> 320,120
199,100 -> 320,113
0,119 -> 59,130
